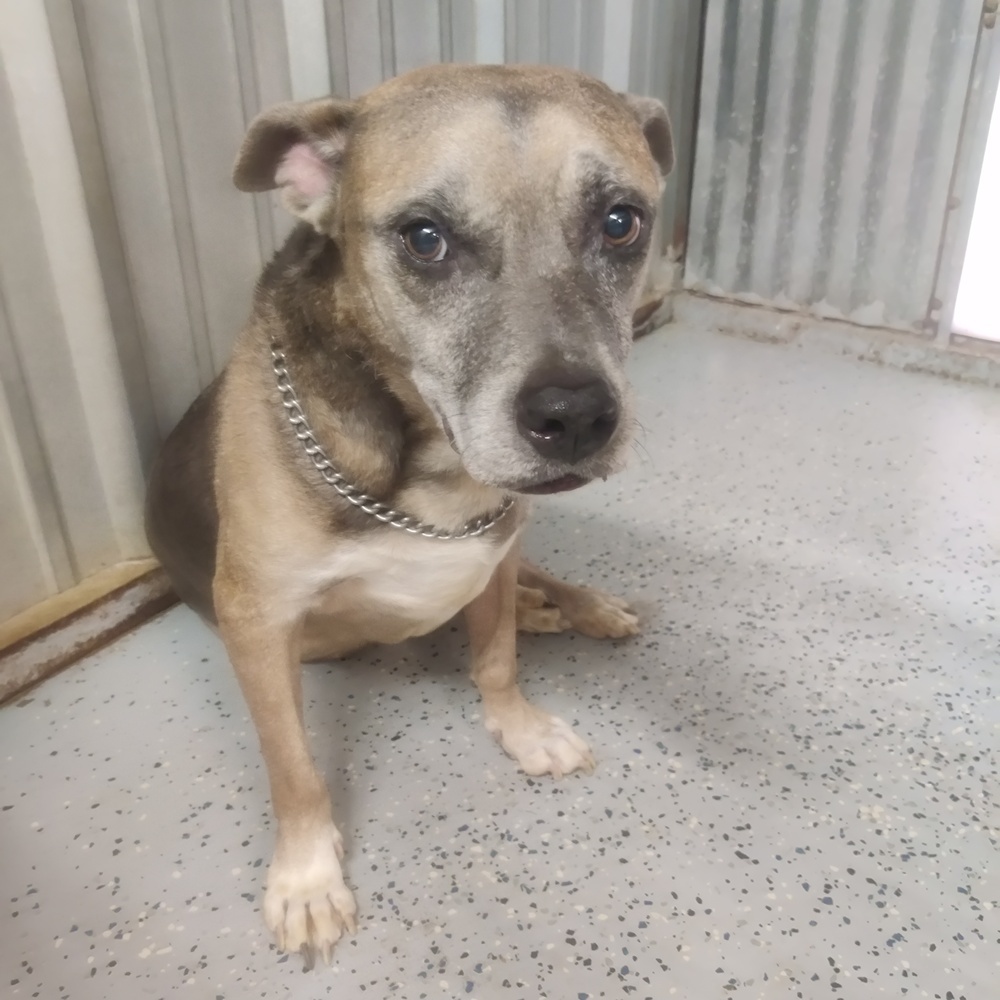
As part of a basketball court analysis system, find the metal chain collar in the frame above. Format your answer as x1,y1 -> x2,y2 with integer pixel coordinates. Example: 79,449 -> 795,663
271,345 -> 515,540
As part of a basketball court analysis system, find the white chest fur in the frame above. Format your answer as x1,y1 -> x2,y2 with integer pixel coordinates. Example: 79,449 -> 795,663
297,528 -> 519,641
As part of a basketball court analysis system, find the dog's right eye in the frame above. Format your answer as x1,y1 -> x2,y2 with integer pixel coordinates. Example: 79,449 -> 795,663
603,205 -> 642,248
401,221 -> 449,263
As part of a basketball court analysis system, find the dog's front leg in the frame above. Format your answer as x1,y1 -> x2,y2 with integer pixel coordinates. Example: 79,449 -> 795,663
465,543 -> 596,778
214,574 -> 357,967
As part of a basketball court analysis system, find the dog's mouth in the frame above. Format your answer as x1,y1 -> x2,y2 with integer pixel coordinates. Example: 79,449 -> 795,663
516,474 -> 590,496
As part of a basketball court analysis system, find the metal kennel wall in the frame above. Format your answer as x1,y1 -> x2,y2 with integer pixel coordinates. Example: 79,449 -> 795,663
686,0 -> 998,335
0,0 -> 704,623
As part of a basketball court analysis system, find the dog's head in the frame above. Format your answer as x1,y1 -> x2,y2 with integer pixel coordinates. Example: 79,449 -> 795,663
235,65 -> 672,495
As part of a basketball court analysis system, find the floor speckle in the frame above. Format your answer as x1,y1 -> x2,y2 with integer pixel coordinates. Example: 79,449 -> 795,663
2,325 -> 999,998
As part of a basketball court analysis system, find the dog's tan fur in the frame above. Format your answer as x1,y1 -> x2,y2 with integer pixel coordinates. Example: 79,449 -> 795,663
145,64 -> 671,966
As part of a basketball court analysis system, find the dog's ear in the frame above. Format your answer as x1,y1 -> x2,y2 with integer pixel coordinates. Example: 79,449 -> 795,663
233,98 -> 358,229
620,94 -> 674,179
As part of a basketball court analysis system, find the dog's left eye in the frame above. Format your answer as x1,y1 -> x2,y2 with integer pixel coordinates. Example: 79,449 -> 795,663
402,221 -> 449,263
603,206 -> 642,248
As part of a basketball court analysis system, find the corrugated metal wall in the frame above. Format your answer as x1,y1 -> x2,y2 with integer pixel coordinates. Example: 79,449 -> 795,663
0,0 -> 150,620
686,0 -> 986,332
0,0 -> 703,622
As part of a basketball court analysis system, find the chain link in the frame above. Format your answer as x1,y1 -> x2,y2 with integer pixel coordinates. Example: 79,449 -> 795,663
271,345 -> 514,540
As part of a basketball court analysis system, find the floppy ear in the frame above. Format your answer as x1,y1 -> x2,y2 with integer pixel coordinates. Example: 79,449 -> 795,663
233,97 -> 358,230
619,94 -> 674,179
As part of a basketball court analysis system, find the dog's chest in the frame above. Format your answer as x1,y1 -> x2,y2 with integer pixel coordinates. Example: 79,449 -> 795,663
305,529 -> 517,636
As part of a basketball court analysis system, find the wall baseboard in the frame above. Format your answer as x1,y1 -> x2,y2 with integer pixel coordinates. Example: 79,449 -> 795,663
675,292 -> 1000,388
0,560 -> 176,705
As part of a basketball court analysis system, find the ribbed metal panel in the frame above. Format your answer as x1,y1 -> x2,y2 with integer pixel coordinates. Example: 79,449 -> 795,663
687,0 -> 985,331
0,0 -> 150,620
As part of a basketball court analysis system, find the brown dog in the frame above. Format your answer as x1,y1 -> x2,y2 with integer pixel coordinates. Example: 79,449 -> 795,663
145,64 -> 672,966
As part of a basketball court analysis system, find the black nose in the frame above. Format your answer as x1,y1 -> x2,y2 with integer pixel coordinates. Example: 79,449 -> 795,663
515,379 -> 619,463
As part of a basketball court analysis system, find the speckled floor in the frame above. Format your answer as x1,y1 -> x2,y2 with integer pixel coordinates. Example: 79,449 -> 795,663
3,323 -> 999,999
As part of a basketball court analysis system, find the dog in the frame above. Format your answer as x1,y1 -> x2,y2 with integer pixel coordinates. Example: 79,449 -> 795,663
145,63 -> 672,966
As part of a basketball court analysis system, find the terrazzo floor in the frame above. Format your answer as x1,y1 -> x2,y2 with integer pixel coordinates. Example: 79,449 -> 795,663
3,323 -> 999,999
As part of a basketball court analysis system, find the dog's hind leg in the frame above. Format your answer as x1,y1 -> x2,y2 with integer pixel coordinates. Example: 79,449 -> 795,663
515,581 -> 572,634
517,560 -> 640,639
466,544 -> 595,778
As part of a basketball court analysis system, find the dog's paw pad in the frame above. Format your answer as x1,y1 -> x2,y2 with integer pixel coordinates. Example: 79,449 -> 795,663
263,824 -> 357,966
517,605 -> 572,634
489,708 -> 595,778
516,586 -> 571,634
516,585 -> 549,609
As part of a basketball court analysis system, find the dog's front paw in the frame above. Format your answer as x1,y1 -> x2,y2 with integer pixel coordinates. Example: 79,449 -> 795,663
486,700 -> 595,778
263,822 -> 358,968
562,588 -> 639,639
